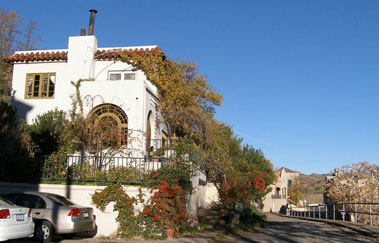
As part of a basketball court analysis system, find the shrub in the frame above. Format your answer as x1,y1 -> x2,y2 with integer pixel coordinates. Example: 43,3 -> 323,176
92,180 -> 189,239
150,180 -> 187,230
240,206 -> 265,228
180,212 -> 202,234
0,104 -> 41,183
218,169 -> 252,209
0,101 -> 16,137
143,161 -> 193,194
25,109 -> 68,158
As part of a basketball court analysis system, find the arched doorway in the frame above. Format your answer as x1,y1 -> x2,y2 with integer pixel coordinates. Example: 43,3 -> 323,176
275,187 -> 281,197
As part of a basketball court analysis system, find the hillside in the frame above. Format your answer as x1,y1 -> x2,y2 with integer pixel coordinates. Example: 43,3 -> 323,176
300,172 -> 333,204
300,172 -> 328,195
280,167 -> 331,204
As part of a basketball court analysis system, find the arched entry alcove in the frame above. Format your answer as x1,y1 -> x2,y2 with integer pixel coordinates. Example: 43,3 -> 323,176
88,103 -> 128,146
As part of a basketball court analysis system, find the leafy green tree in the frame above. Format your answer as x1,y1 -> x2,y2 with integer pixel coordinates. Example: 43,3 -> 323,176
288,177 -> 304,205
25,109 -> 68,158
242,145 -> 275,196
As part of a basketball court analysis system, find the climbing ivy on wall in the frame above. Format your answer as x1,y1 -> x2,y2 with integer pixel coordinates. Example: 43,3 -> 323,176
118,49 -> 222,139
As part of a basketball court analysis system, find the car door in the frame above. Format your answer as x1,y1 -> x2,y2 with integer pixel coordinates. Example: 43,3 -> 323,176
16,194 -> 46,220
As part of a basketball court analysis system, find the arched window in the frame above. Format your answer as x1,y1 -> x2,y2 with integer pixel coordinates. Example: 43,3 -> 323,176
146,111 -> 152,155
88,104 -> 128,146
275,187 -> 280,196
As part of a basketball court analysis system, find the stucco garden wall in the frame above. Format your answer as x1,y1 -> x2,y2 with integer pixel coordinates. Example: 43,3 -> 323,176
0,180 -> 211,237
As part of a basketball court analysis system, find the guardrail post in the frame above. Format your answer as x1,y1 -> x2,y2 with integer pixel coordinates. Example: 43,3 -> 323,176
313,207 -> 315,218
308,206 -> 310,218
319,206 -> 321,219
354,204 -> 357,223
333,204 -> 335,220
342,204 -> 345,221
326,205 -> 328,219
370,204 -> 372,226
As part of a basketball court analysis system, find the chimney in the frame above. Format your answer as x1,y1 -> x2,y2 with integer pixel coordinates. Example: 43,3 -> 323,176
80,28 -> 86,36
88,9 -> 97,36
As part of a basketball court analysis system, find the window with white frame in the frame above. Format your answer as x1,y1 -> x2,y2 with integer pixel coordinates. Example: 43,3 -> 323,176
108,71 -> 136,81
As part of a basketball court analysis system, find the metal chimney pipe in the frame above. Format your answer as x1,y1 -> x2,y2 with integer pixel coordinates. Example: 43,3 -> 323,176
80,28 -> 86,36
88,9 -> 97,35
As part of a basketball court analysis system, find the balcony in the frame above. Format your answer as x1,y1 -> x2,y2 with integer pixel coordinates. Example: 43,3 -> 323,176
271,195 -> 286,199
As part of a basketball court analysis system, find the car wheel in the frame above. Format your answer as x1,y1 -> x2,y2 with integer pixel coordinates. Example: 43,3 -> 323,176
36,221 -> 53,242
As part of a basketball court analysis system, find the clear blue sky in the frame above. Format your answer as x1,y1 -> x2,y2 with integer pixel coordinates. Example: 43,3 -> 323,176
3,0 -> 379,174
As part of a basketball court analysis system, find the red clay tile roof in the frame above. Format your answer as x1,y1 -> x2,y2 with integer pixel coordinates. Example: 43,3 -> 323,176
94,47 -> 165,60
5,51 -> 68,63
4,47 -> 164,63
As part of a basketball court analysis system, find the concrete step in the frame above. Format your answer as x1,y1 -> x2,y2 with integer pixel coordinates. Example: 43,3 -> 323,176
202,214 -> 222,220
199,208 -> 227,228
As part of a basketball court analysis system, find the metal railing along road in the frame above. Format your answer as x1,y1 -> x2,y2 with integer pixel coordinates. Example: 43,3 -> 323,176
41,155 -> 172,184
289,202 -> 379,226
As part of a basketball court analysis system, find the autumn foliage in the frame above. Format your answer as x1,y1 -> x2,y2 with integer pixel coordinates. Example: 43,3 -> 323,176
325,162 -> 379,225
253,176 -> 265,192
150,180 -> 187,230
92,180 -> 188,239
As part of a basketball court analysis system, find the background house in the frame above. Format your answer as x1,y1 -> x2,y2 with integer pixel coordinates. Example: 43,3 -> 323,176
262,167 -> 299,212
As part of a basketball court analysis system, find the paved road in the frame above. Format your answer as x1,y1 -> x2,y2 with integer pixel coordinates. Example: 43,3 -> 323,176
214,214 -> 378,243
9,214 -> 378,242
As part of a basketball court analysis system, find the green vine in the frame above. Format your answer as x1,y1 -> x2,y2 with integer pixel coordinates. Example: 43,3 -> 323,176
70,79 -> 84,116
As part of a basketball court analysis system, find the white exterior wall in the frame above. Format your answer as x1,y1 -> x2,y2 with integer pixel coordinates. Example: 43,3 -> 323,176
0,182 -> 149,237
0,181 -> 207,237
11,61 -> 69,123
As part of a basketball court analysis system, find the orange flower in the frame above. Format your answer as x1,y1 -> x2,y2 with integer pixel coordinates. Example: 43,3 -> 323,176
152,215 -> 161,222
142,206 -> 152,217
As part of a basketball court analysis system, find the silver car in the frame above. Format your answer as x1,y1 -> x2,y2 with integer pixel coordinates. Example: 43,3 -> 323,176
3,192 -> 96,242
0,196 -> 34,241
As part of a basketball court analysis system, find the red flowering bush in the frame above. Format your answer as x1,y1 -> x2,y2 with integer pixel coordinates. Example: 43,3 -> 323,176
150,180 -> 188,230
253,176 -> 265,192
92,180 -> 188,239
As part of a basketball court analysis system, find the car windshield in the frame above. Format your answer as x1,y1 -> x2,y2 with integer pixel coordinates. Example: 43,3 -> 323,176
0,196 -> 15,206
46,194 -> 75,206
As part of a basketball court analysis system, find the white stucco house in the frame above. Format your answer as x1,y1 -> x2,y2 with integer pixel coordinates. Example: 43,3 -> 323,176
2,12 -> 210,237
6,34 -> 169,158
